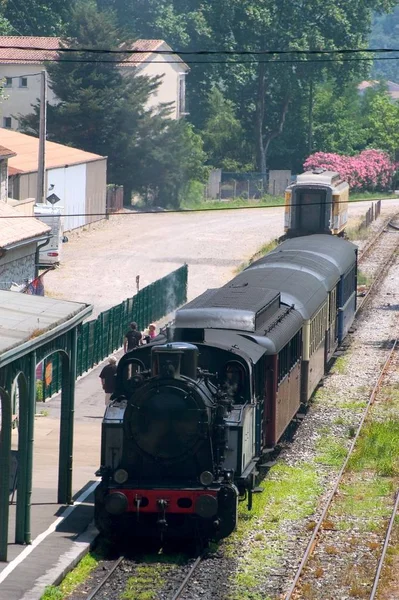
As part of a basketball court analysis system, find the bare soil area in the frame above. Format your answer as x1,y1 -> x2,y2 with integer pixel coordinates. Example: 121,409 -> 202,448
44,200 -> 399,318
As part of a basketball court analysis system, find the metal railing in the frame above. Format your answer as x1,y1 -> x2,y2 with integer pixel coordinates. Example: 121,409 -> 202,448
41,264 -> 188,399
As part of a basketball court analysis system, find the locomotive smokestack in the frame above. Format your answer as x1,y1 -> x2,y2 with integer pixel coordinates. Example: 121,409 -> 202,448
151,343 -> 199,379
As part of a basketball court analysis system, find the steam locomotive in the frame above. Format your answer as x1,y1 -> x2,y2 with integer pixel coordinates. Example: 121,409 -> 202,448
95,234 -> 357,546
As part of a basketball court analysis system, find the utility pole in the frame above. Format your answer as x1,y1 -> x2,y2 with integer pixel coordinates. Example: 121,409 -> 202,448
308,77 -> 314,156
36,70 -> 47,204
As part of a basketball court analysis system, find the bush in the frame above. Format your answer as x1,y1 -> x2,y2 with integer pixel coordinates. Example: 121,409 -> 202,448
304,149 -> 397,191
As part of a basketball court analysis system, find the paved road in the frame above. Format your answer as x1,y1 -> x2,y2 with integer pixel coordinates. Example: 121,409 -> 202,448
45,200 -> 399,318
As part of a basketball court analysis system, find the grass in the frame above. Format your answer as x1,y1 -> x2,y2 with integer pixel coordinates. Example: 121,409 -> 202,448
40,552 -> 100,600
331,355 -> 349,375
349,419 -> 399,476
121,553 -> 187,600
122,564 -> 169,600
226,463 -> 321,598
350,192 -> 397,201
357,270 -> 373,287
332,476 -> 394,532
315,435 -> 348,467
235,239 -> 279,273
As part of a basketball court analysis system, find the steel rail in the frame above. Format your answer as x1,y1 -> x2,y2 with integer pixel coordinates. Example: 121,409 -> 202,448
170,554 -> 203,600
284,338 -> 399,600
355,219 -> 399,317
86,556 -> 124,600
369,490 -> 399,600
357,216 -> 397,265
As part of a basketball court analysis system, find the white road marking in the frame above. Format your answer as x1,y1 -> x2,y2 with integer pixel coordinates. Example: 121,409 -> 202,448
0,480 -> 98,585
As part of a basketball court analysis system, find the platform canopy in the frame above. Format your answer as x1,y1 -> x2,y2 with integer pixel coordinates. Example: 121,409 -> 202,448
0,291 -> 92,561
0,291 -> 91,364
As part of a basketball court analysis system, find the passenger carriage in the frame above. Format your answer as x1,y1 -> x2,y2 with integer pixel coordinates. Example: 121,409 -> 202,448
284,170 -> 349,237
269,235 -> 358,342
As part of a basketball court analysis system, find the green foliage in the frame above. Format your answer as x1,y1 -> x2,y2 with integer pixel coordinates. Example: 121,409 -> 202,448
362,85 -> 399,157
104,0 -> 397,172
18,0 -> 206,208
40,552 -> 99,600
226,463 -> 321,598
349,419 -> 399,476
316,436 -> 348,467
371,5 -> 399,81
201,88 -> 246,169
1,0 -> 73,35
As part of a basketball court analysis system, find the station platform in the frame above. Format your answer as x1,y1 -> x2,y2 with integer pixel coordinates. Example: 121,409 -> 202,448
0,351 -> 118,600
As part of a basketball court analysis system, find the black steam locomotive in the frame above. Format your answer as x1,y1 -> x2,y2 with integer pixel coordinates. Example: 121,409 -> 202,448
95,234 -> 358,546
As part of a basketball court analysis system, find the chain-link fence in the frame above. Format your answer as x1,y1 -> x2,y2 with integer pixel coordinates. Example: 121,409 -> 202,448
41,264 -> 188,399
219,172 -> 268,200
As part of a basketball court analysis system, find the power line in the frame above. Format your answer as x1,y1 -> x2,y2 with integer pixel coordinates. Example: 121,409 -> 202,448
1,44 -> 399,56
1,55 -> 399,65
0,197 -> 397,218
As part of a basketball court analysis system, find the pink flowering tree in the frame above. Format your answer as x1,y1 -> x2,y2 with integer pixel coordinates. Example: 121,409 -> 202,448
304,150 -> 397,191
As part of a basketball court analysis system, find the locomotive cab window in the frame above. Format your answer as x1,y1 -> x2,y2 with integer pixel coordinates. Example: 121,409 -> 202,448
222,361 -> 246,403
122,359 -> 146,394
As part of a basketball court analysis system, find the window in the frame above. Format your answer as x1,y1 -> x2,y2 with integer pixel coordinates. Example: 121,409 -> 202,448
177,76 -> 187,117
19,77 -> 28,88
278,330 -> 302,383
3,116 -> 12,128
4,77 -> 12,88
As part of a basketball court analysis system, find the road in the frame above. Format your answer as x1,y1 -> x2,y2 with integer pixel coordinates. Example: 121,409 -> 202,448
44,200 -> 399,318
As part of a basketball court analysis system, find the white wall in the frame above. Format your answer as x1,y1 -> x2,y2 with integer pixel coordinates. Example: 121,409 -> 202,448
0,64 -> 57,130
121,52 -> 188,119
0,54 -> 187,128
47,163 -> 86,231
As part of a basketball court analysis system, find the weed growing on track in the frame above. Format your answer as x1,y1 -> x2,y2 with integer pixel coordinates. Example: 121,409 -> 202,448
40,553 -> 99,600
226,463 -> 321,599
331,355 -> 349,375
121,554 -> 186,600
315,436 -> 348,467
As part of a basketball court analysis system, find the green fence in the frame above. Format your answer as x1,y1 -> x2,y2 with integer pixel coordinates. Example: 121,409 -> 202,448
41,264 -> 188,399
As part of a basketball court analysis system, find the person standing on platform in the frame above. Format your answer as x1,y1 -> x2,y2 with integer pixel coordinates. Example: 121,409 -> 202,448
99,356 -> 117,406
124,321 -> 142,353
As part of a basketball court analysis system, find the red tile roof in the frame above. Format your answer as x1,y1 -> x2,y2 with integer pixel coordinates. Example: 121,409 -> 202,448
0,36 -> 188,68
1,129 -> 105,173
0,145 -> 16,159
119,39 -> 165,65
0,200 -> 50,248
0,36 -> 60,64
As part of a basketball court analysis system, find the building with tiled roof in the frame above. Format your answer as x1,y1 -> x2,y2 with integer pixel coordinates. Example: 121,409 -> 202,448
0,36 -> 189,128
1,128 -> 107,232
358,80 -> 399,100
0,199 -> 50,290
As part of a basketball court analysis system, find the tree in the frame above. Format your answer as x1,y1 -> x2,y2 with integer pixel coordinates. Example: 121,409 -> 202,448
361,85 -> 399,157
201,88 -> 246,170
104,0 -> 397,176
370,4 -> 399,82
1,0 -> 74,35
312,83 -> 367,156
19,1 -> 207,207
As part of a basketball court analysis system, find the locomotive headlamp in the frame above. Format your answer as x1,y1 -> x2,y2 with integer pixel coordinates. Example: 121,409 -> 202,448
114,469 -> 128,484
200,471 -> 214,486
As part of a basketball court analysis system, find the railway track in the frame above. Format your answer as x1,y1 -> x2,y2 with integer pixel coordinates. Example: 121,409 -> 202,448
79,552 -> 204,600
369,490 -> 399,599
85,556 -> 124,600
284,336 -> 399,600
170,553 -> 204,600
